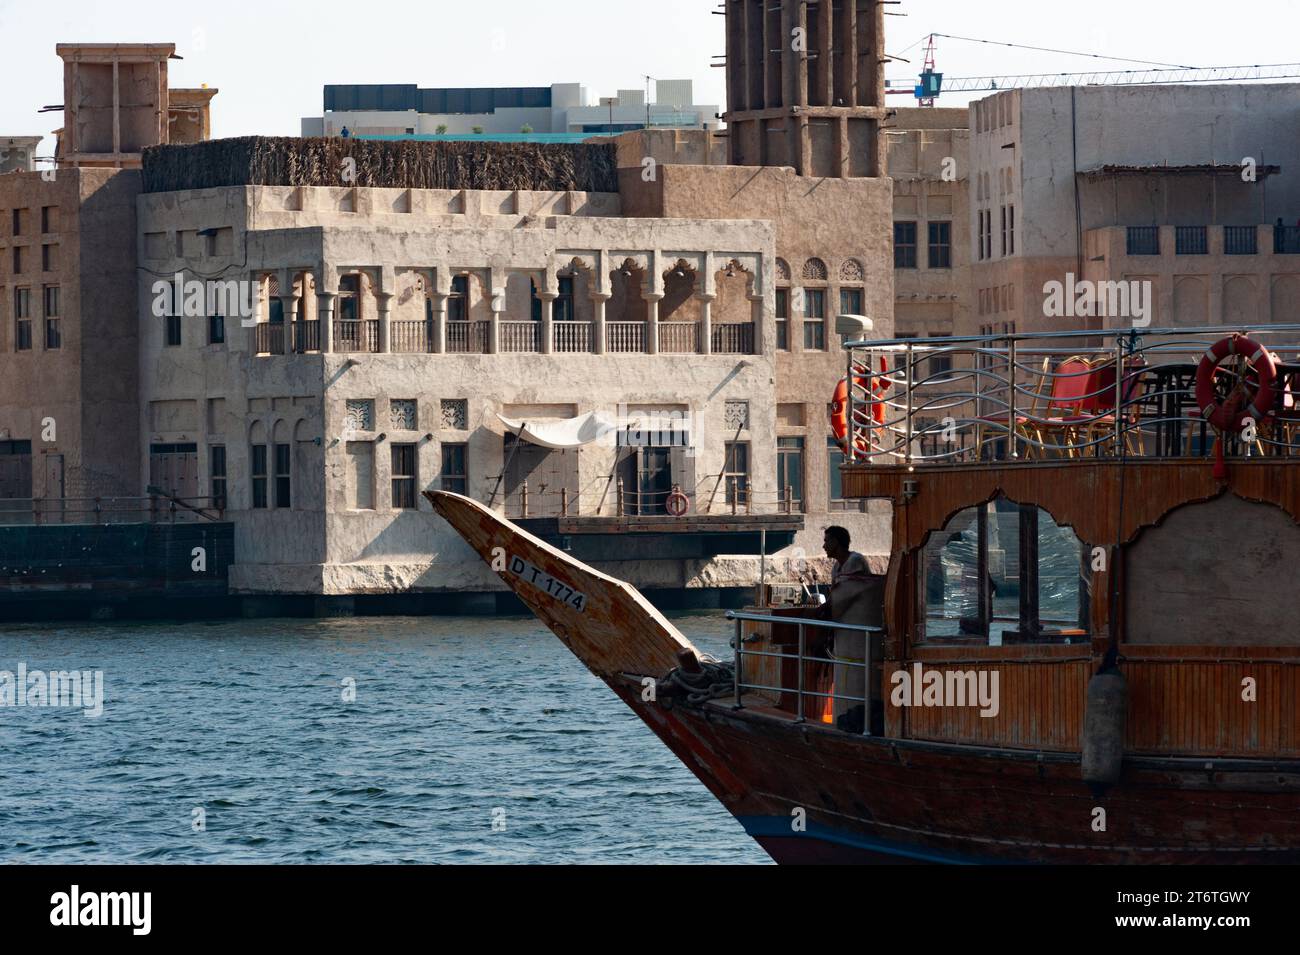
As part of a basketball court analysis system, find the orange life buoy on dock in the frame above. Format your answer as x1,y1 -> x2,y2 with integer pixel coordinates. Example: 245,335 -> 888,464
831,358 -> 888,454
1195,334 -> 1277,432
665,488 -> 690,517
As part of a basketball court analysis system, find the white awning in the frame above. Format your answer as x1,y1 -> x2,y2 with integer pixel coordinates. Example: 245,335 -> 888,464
497,412 -> 620,450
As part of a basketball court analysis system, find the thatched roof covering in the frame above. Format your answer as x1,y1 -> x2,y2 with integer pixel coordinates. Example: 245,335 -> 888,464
141,136 -> 619,194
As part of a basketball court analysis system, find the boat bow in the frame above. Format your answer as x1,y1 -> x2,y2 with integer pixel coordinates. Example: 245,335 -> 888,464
424,490 -> 698,682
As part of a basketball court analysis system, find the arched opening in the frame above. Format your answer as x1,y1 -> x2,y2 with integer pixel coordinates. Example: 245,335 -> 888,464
608,259 -> 648,352
713,259 -> 757,354
660,260 -> 701,353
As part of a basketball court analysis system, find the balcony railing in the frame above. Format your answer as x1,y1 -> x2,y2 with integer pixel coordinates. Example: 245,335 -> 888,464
1225,226 -> 1258,255
446,320 -> 490,354
1126,226 -> 1160,255
293,320 -> 321,353
391,320 -> 431,353
608,322 -> 646,353
253,323 -> 283,355
334,319 -> 380,353
500,321 -> 540,353
251,317 -> 755,356
841,324 -> 1300,466
712,322 -> 756,354
1275,225 -> 1300,254
554,321 -> 593,353
1175,226 -> 1207,255
658,321 -> 698,353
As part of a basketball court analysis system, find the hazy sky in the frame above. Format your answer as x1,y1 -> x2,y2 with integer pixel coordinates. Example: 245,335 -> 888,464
1,0 -> 1298,161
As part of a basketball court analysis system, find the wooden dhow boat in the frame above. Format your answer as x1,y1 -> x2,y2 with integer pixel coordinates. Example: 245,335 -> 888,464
427,324 -> 1300,864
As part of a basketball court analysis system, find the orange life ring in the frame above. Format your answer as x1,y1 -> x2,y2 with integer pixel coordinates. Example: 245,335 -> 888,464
1195,334 -> 1277,432
831,358 -> 888,454
665,488 -> 690,517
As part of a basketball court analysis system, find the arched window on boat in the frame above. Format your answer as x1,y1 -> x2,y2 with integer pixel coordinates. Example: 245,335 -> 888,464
919,496 -> 1091,645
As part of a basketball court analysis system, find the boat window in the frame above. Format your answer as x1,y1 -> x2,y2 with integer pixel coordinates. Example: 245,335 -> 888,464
920,497 -> 1090,645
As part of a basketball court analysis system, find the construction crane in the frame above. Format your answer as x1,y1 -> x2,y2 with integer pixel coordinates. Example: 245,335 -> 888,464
886,33 -> 1300,104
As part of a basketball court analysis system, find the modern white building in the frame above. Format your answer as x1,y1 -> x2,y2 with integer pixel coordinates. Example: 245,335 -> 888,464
300,81 -> 720,138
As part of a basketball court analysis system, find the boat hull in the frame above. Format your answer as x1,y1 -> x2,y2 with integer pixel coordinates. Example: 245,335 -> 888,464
614,685 -> 1300,865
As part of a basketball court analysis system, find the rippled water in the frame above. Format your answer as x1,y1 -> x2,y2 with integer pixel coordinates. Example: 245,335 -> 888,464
0,613 -> 769,864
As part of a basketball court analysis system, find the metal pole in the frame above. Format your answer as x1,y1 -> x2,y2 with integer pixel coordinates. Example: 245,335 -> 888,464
733,617 -> 743,710
1008,336 -> 1018,460
759,527 -> 767,607
904,341 -> 915,465
1113,336 -> 1125,458
796,622 -> 806,723
846,347 -> 857,464
863,630 -> 872,737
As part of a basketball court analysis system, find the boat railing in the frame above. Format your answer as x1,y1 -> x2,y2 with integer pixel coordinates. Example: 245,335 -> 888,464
725,609 -> 886,736
843,323 -> 1300,466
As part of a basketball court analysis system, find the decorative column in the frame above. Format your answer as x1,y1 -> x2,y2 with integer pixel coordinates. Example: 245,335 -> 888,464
591,294 -> 608,355
430,293 -> 447,354
277,295 -> 298,355
539,293 -> 555,354
489,282 -> 505,355
376,292 -> 393,353
645,293 -> 662,355
318,292 -> 337,353
698,293 -> 715,355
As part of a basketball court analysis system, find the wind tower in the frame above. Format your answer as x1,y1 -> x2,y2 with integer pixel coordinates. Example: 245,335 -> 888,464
723,0 -> 888,178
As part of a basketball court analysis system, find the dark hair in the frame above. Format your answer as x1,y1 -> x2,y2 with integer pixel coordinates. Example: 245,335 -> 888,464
824,525 -> 851,549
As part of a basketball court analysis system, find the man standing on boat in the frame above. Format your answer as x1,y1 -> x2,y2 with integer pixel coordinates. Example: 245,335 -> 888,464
819,526 -> 885,733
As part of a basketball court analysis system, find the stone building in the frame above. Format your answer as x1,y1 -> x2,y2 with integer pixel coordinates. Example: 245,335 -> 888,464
2,9 -> 902,610
135,150 -> 790,602
966,84 -> 1300,334
0,168 -> 142,505
887,107 -> 971,341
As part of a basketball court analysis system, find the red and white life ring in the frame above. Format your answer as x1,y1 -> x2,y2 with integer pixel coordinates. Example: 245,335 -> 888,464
665,488 -> 690,517
1195,334 -> 1277,432
831,358 -> 889,454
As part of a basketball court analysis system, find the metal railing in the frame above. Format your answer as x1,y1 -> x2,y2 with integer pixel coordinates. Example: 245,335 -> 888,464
842,324 -> 1300,466
726,609 -> 886,735
1276,225 -> 1300,254
0,495 -> 225,526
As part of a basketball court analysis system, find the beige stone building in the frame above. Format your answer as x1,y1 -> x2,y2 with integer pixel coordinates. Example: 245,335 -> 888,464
966,84 -> 1300,335
0,167 -> 141,504
3,10 -> 902,609
887,107 -> 971,340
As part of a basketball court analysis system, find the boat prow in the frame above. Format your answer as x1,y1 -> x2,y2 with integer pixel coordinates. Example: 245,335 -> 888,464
424,490 -> 698,683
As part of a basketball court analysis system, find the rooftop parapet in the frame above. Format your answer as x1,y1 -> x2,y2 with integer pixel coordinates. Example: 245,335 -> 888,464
141,136 -> 619,194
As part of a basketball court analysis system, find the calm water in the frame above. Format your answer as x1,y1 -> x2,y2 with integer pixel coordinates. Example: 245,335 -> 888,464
0,613 -> 769,864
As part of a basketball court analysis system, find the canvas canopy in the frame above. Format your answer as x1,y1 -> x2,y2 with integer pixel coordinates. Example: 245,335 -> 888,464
497,412 -> 620,450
